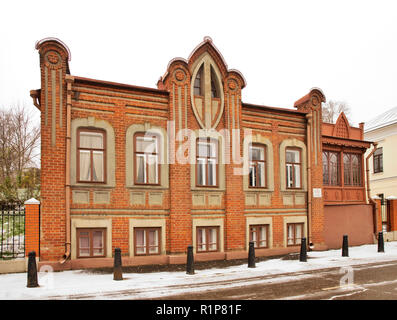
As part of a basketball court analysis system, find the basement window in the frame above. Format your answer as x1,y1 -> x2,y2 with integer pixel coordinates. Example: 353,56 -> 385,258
77,228 -> 106,258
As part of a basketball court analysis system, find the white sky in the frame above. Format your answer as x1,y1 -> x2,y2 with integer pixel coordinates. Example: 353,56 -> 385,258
1,0 -> 397,127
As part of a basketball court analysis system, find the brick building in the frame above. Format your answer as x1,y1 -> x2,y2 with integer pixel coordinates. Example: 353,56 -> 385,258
28,37 -> 376,270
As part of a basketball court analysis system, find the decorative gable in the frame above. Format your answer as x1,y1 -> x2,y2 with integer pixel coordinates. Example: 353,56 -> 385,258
333,112 -> 350,138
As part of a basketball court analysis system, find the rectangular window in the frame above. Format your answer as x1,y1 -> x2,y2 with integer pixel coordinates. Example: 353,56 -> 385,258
373,148 -> 383,173
249,225 -> 269,249
343,153 -> 362,186
197,227 -> 219,253
134,134 -> 159,185
287,223 -> 304,246
286,148 -> 301,189
78,129 -> 105,183
322,151 -> 340,186
196,138 -> 218,187
76,228 -> 106,258
134,227 -> 161,256
249,144 -> 266,188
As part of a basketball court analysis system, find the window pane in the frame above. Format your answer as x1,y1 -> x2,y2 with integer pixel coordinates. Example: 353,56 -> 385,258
287,225 -> 294,245
259,226 -> 267,247
294,165 -> 301,188
136,229 -> 146,254
92,151 -> 104,182
329,153 -> 339,186
286,164 -> 293,188
197,158 -> 206,185
194,65 -> 203,96
79,233 -> 90,257
148,230 -> 159,254
198,142 -> 209,157
208,159 -> 216,186
209,228 -> 217,251
249,165 -> 255,187
295,224 -> 302,245
250,146 -> 264,161
80,132 -> 103,149
258,162 -> 265,187
286,149 -> 299,163
93,231 -> 104,256
322,152 -> 329,185
148,155 -> 158,184
136,154 -> 145,183
79,150 -> 91,181
343,154 -> 351,185
250,227 -> 257,246
197,228 -> 206,252
136,136 -> 157,153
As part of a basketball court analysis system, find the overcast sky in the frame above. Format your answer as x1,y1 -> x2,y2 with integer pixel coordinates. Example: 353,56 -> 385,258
1,0 -> 397,127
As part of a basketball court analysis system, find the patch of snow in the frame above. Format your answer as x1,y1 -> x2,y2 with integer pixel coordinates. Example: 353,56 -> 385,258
1,242 -> 397,299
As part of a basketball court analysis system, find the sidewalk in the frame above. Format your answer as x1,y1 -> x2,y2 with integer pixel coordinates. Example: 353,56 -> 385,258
1,242 -> 397,300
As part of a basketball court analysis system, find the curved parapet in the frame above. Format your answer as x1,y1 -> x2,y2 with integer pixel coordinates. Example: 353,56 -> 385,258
35,37 -> 71,74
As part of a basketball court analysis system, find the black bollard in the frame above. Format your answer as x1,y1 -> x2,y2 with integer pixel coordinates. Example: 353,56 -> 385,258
27,251 -> 38,288
378,232 -> 385,253
113,248 -> 123,281
342,235 -> 349,257
299,238 -> 307,262
186,245 -> 194,275
248,241 -> 256,268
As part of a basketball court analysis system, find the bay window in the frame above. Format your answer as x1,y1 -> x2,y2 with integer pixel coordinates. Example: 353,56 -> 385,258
322,151 -> 340,186
343,153 -> 362,186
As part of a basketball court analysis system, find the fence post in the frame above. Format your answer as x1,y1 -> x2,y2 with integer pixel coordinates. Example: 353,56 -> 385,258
24,198 -> 40,259
300,237 -> 307,262
378,232 -> 385,253
342,235 -> 349,257
248,241 -> 256,268
27,251 -> 38,288
113,248 -> 123,281
186,245 -> 195,275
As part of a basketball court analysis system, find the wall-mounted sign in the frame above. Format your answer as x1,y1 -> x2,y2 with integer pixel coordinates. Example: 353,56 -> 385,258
313,188 -> 322,198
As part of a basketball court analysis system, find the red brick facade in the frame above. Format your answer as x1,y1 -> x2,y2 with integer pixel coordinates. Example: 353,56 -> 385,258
29,37 -> 373,269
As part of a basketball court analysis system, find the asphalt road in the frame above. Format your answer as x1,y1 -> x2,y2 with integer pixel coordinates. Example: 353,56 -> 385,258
154,260 -> 397,300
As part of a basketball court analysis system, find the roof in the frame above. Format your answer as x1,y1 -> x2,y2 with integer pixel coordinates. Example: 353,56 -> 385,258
364,106 -> 397,132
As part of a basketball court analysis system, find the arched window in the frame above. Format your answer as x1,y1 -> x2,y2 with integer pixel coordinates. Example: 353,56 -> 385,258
210,66 -> 219,98
193,64 -> 204,96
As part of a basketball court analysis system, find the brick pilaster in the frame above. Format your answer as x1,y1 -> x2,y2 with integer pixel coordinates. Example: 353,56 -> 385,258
24,198 -> 40,257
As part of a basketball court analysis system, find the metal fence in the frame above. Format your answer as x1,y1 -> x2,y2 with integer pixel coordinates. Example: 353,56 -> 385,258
0,204 -> 25,259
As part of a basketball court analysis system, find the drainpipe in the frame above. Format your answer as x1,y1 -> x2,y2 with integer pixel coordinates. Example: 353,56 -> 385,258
306,112 -> 313,249
60,75 -> 74,264
366,142 -> 378,235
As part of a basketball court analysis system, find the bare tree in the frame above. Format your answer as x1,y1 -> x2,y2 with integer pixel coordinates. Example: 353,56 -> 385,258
0,104 -> 40,202
322,100 -> 351,124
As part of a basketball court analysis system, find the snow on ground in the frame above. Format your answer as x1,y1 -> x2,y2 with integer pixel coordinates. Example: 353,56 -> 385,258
1,242 -> 397,300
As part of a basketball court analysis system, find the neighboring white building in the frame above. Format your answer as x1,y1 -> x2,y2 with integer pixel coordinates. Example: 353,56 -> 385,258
364,106 -> 397,200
